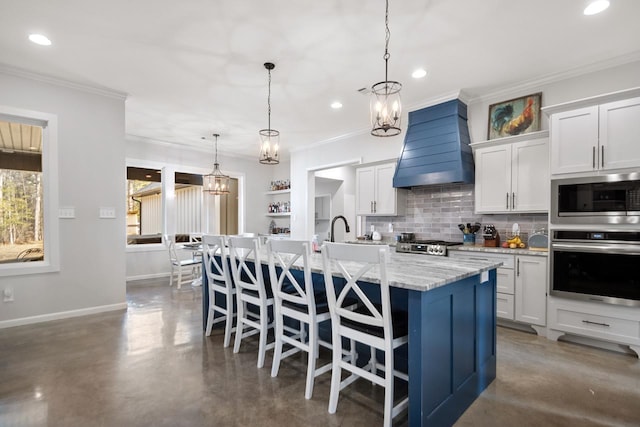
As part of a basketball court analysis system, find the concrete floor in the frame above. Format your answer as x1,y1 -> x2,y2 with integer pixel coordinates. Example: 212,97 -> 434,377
1,280 -> 639,427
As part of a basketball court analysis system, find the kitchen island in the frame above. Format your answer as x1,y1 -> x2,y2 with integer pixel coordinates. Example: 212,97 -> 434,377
202,247 -> 502,426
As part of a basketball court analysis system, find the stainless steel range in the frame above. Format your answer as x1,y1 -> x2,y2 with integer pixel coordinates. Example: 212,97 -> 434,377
396,240 -> 462,256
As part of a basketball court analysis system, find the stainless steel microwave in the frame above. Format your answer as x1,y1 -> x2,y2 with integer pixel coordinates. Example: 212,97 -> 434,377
551,172 -> 640,225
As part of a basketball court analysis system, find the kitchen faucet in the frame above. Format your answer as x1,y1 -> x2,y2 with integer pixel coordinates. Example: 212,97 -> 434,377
330,215 -> 350,242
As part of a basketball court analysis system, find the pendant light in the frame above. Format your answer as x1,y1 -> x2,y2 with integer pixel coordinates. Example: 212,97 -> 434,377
259,62 -> 280,165
203,133 -> 230,195
370,0 -> 402,137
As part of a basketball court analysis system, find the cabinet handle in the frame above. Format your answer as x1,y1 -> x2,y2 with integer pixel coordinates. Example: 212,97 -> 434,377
516,258 -> 520,276
506,193 -> 509,210
601,146 -> 604,168
512,192 -> 516,210
592,146 -> 596,169
582,319 -> 610,328
373,201 -> 377,213
370,201 -> 373,213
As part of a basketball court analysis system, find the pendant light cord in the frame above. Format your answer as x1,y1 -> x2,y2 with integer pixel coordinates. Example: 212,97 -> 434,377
267,68 -> 272,132
384,0 -> 390,82
214,134 -> 219,164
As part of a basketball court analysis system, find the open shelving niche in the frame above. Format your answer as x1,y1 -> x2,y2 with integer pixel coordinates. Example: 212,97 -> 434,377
265,187 -> 291,236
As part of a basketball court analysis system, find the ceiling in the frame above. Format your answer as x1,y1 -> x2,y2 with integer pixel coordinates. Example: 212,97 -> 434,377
1,0 -> 639,160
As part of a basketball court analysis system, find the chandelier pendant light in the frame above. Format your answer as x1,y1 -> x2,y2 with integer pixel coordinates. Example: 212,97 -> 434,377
259,62 -> 280,165
203,133 -> 230,195
370,0 -> 402,137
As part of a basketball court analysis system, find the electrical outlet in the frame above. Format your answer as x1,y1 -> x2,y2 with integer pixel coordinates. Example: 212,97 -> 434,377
3,287 -> 14,302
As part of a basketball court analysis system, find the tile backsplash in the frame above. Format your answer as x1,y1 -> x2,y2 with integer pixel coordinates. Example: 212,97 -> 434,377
365,183 -> 548,243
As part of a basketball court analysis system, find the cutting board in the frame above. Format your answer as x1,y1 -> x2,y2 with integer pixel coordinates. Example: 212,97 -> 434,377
528,233 -> 549,249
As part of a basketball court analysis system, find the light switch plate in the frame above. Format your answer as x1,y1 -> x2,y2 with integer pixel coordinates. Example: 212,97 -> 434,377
58,207 -> 75,219
99,207 -> 116,219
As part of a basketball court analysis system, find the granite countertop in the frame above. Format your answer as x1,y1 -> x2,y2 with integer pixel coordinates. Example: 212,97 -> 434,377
343,239 -> 397,247
227,244 -> 502,293
449,244 -> 548,257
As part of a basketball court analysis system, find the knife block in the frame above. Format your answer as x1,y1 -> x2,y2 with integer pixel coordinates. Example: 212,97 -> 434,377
483,232 -> 500,247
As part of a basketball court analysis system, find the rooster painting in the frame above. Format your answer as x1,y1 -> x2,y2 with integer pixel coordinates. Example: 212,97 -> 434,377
488,93 -> 541,139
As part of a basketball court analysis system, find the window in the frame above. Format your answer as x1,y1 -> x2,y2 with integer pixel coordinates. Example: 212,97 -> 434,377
126,167 -> 162,245
0,120 -> 44,263
0,107 -> 59,275
126,163 -> 241,246
126,168 -> 205,245
175,171 -> 203,236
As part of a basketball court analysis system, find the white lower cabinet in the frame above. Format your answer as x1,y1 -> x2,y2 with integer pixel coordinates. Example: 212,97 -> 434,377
547,297 -> 640,358
515,255 -> 547,326
449,251 -> 547,331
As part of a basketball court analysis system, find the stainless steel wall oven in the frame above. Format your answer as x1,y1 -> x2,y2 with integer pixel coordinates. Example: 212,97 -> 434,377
550,230 -> 640,307
551,172 -> 640,225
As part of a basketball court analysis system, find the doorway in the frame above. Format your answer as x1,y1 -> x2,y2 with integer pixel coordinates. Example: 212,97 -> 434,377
219,178 -> 239,235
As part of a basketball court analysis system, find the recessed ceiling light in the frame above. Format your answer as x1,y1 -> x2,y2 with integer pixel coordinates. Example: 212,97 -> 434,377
584,0 -> 609,15
331,101 -> 343,109
28,34 -> 52,46
412,68 -> 427,79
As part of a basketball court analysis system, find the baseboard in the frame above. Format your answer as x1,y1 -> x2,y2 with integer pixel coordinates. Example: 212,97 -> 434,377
126,272 -> 169,281
497,319 -> 539,335
0,302 -> 128,329
553,331 -> 636,357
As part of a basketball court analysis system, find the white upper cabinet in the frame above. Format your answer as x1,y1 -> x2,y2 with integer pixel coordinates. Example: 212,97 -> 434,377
472,131 -> 549,214
599,97 -> 640,171
550,106 -> 599,174
355,162 -> 406,216
545,90 -> 640,175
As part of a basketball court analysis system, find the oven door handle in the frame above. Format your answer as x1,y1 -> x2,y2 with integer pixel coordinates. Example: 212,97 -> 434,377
551,242 -> 640,255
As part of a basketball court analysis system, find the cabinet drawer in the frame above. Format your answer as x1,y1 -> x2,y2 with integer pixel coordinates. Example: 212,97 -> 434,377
497,293 -> 514,320
448,251 -> 514,269
554,308 -> 640,345
496,267 -> 514,294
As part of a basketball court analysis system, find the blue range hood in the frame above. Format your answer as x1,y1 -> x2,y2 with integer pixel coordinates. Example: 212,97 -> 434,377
393,99 -> 474,188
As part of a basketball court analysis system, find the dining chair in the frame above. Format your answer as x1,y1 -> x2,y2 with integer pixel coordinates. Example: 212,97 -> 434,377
165,234 -> 201,289
228,236 -> 274,368
321,242 -> 409,427
266,239 -> 336,399
203,234 -> 236,347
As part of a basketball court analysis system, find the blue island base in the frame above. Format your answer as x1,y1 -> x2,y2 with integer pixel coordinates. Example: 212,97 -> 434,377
408,271 -> 497,426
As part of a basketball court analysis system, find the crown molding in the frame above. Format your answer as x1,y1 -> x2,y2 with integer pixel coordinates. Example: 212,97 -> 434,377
466,52 -> 640,105
0,63 -> 128,100
125,134 -> 260,162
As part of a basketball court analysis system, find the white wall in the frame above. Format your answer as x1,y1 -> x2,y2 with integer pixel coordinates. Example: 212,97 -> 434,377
290,134 -> 403,239
315,166 -> 357,242
290,60 -> 640,240
467,60 -> 640,143
0,71 -> 127,327
125,137 -> 277,280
